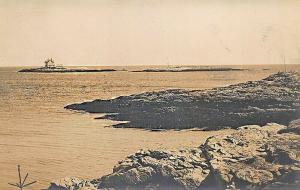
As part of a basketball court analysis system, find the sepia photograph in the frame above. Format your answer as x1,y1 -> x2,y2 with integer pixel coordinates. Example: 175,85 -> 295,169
0,0 -> 299,189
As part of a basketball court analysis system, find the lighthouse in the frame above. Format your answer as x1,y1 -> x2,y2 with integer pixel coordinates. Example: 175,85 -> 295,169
44,58 -> 55,69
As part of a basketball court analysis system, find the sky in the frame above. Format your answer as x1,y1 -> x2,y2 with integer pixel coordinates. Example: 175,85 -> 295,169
0,0 -> 300,66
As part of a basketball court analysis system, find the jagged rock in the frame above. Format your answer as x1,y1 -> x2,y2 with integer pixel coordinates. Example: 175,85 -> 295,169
203,123 -> 300,189
47,177 -> 98,190
65,72 -> 300,130
99,148 -> 209,190
47,120 -> 300,190
279,118 -> 300,135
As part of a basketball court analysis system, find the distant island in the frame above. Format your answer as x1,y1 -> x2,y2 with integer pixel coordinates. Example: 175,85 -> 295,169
132,66 -> 246,72
18,58 -> 116,73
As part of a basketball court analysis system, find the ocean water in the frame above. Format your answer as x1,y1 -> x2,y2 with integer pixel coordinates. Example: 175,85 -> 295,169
0,65 -> 298,189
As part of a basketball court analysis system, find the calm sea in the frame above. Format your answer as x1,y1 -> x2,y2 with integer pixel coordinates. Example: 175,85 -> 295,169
0,65 -> 298,189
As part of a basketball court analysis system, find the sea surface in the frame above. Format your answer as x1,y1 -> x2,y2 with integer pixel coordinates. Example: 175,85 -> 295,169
0,65 -> 298,189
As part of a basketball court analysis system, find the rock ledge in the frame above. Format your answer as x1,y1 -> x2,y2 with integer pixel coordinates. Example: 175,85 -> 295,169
65,72 -> 300,130
48,120 -> 300,190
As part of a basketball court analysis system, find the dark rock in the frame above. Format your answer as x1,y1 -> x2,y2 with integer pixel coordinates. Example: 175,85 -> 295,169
65,72 -> 300,130
279,119 -> 300,135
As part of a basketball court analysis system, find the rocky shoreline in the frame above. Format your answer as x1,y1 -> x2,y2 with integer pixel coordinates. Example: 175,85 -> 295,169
47,119 -> 300,190
48,72 -> 300,190
65,72 -> 300,130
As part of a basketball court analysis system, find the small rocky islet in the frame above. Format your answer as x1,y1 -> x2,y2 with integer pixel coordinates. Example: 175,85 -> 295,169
131,67 -> 245,72
18,68 -> 116,73
49,72 -> 300,190
18,59 -> 117,73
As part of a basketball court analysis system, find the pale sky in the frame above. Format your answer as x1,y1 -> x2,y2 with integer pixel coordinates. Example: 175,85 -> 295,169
0,0 -> 300,66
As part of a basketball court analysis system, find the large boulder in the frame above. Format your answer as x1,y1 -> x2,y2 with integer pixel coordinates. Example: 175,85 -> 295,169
99,149 -> 210,190
203,123 -> 300,189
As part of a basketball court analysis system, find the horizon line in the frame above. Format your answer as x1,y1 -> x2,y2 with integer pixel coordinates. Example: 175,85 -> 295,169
0,63 -> 299,68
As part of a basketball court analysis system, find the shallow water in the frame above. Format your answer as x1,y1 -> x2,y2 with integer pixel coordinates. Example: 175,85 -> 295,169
0,65 -> 298,189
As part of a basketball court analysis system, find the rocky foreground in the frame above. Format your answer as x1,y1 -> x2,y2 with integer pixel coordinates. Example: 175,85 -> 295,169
65,72 -> 300,130
48,120 -> 300,190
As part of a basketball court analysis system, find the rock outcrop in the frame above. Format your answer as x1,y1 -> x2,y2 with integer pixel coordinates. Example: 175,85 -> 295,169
47,120 -> 300,190
279,119 -> 300,135
47,177 -> 98,190
203,123 -> 300,190
99,149 -> 210,190
65,72 -> 300,130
